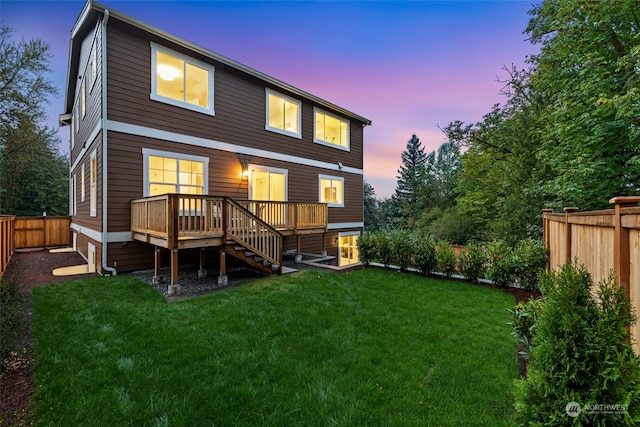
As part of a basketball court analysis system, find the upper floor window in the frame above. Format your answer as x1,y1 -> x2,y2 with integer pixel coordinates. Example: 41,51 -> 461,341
90,150 -> 97,217
81,80 -> 86,118
88,45 -> 97,89
265,89 -> 301,138
150,42 -> 215,115
314,108 -> 349,150
143,148 -> 208,197
318,174 -> 344,207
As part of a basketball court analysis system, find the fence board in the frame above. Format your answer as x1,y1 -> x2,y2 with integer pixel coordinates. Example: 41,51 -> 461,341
15,216 -> 71,249
0,215 -> 16,280
544,197 -> 640,354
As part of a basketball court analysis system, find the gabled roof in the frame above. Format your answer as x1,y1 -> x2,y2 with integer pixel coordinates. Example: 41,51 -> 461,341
61,0 -> 372,126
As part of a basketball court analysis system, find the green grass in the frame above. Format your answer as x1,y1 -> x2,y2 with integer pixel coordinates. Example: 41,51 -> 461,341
32,268 -> 518,426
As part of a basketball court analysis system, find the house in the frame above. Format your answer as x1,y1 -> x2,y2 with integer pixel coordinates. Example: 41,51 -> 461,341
59,0 -> 371,293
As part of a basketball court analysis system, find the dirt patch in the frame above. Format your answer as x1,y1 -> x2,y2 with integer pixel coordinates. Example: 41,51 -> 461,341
0,249 -> 98,426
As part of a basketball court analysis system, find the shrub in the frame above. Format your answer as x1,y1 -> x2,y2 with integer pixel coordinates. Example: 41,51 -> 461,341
436,241 -> 457,278
485,239 -> 515,287
508,297 -> 543,362
411,232 -> 437,275
389,229 -> 413,271
457,241 -> 486,283
376,232 -> 393,267
357,232 -> 376,266
512,239 -> 547,291
0,276 -> 27,362
514,264 -> 640,425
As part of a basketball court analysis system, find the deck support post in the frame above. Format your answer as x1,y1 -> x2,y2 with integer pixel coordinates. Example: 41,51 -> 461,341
198,248 -> 207,278
218,250 -> 228,286
296,235 -> 303,262
152,247 -> 162,284
168,248 -> 180,295
321,232 -> 327,259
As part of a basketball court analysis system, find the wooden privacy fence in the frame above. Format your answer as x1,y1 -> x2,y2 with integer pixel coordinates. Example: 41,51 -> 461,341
14,216 -> 71,249
543,196 -> 640,353
0,215 -> 16,280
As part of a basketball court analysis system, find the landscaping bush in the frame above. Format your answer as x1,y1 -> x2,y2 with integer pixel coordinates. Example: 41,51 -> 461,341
514,263 -> 640,425
357,231 -> 376,266
376,232 -> 394,267
0,276 -> 27,362
389,228 -> 413,270
508,297 -> 543,362
436,241 -> 457,278
512,238 -> 547,291
457,241 -> 486,283
411,232 -> 437,275
485,239 -> 516,287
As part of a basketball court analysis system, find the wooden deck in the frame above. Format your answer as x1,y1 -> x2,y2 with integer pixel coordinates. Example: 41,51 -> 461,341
130,194 -> 328,288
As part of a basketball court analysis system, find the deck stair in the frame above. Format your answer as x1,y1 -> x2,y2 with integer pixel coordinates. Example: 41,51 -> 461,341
225,245 -> 280,275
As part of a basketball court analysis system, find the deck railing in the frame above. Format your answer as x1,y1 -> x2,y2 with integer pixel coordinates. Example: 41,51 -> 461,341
131,194 -> 328,264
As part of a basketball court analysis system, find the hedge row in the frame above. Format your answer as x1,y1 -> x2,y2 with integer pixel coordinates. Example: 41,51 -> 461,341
357,230 -> 548,291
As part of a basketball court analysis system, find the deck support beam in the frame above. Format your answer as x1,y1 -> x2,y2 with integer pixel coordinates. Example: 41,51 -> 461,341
198,248 -> 207,278
168,248 -> 180,295
218,250 -> 228,286
152,247 -> 162,284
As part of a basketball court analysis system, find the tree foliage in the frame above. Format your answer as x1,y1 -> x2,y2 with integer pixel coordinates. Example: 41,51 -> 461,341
0,24 -> 68,215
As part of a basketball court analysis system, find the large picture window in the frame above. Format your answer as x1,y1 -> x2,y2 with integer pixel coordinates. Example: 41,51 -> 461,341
151,43 -> 215,115
314,108 -> 349,150
318,175 -> 344,207
265,89 -> 301,138
143,149 -> 208,197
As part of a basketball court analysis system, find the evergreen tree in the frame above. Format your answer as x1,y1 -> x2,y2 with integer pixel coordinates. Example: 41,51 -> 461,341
393,134 -> 428,226
363,180 -> 380,232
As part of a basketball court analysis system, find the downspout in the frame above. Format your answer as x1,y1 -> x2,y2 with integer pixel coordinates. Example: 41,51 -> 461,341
100,9 -> 117,275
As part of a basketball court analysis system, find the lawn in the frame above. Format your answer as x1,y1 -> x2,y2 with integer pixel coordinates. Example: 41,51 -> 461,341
32,268 -> 518,426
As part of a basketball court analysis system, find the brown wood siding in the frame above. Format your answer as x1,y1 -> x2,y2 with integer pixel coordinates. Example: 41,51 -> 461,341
71,132 -> 103,232
105,21 -> 365,170
106,131 -> 361,233
107,241 -> 156,272
76,232 -> 102,273
72,24 -> 103,165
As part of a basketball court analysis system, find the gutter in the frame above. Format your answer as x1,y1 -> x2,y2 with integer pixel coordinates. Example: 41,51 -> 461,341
100,9 -> 117,275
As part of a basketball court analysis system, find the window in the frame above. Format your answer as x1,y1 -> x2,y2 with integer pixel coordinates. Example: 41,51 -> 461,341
314,108 -> 350,150
151,42 -> 215,115
338,232 -> 360,266
81,80 -> 86,118
90,150 -> 97,217
248,165 -> 288,226
89,45 -> 97,88
73,105 -> 79,134
72,174 -> 77,216
265,89 -> 301,138
143,148 -> 208,197
318,175 -> 344,207
81,163 -> 85,202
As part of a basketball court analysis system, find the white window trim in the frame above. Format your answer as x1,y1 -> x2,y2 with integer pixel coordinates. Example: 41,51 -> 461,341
150,42 -> 215,116
81,163 -> 86,202
338,231 -> 360,266
318,174 -> 345,208
81,80 -> 86,118
72,174 -> 77,216
90,149 -> 97,217
142,148 -> 209,197
248,164 -> 289,201
313,107 -> 350,151
265,88 -> 302,139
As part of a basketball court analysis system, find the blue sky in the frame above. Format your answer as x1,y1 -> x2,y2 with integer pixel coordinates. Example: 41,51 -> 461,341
2,0 -> 537,198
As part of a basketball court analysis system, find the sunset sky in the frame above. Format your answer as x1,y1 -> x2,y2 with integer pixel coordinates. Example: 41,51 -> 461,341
2,0 -> 537,199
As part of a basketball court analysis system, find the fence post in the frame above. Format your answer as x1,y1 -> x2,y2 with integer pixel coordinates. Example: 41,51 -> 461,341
542,209 -> 554,270
609,197 -> 640,298
563,207 -> 579,264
